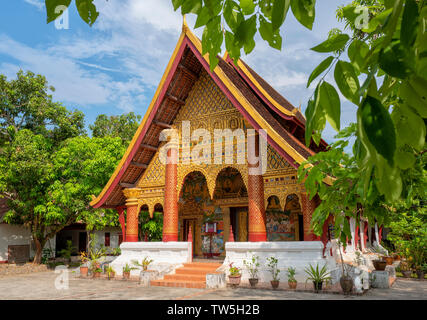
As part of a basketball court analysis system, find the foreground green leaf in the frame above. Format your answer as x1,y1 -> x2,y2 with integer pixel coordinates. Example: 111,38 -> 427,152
360,96 -> 396,166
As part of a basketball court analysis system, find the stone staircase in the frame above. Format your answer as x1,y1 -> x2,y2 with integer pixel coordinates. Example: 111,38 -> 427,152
150,262 -> 223,289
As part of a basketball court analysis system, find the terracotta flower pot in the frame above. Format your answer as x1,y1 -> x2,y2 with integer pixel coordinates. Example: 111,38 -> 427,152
340,276 -> 354,295
384,256 -> 394,265
373,260 -> 387,271
270,280 -> 280,289
402,270 -> 412,278
93,272 -> 101,278
123,272 -> 130,280
80,266 -> 88,277
248,278 -> 258,288
313,281 -> 323,293
228,275 -> 241,287
107,272 -> 115,280
288,281 -> 297,289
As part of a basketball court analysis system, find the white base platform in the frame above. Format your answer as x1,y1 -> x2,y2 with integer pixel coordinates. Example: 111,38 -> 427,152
221,241 -> 337,283
109,242 -> 192,276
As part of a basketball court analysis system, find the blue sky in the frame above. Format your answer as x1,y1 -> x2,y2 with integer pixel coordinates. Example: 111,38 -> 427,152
0,0 -> 356,145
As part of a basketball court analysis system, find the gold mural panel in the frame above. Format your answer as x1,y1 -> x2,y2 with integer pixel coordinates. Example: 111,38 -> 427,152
135,64 -> 305,217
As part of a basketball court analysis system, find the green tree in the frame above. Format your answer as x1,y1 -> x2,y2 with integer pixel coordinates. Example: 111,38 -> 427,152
0,70 -> 128,263
51,135 -> 126,252
89,112 -> 141,145
50,135 -> 126,230
2,129 -> 60,264
0,70 -> 85,147
139,211 -> 164,242
298,122 -> 426,245
2,132 -> 125,263
387,150 -> 426,269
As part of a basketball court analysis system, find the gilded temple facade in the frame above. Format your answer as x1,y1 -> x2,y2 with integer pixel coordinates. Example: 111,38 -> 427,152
90,20 -> 331,258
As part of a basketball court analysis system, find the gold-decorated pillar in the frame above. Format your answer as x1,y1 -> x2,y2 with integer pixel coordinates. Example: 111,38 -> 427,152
123,188 -> 141,242
247,131 -> 267,242
163,146 -> 179,241
300,193 -> 320,241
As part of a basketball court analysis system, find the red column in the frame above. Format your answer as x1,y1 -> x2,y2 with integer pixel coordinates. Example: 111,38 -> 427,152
163,147 -> 179,241
300,193 -> 320,241
117,207 -> 126,242
247,132 -> 267,242
229,225 -> 235,242
355,226 -> 360,250
123,189 -> 140,242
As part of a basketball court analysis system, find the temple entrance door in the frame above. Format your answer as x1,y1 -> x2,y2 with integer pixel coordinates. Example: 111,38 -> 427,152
230,207 -> 248,242
79,232 -> 87,252
183,219 -> 197,256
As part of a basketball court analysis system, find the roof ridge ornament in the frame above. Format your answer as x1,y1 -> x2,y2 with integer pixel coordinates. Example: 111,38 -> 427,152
182,14 -> 189,34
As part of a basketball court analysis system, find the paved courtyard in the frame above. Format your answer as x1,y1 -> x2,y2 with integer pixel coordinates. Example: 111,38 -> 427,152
0,270 -> 425,300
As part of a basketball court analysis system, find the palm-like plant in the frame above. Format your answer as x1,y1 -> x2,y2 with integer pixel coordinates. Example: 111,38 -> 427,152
105,266 -> 115,280
304,263 -> 331,292
132,257 -> 154,271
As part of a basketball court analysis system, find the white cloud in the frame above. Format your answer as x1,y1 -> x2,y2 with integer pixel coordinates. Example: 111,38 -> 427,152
9,0 -> 356,140
23,0 -> 44,10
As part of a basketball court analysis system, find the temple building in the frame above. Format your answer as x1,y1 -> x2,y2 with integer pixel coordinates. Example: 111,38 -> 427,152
90,20 -> 330,248
89,20 -> 348,286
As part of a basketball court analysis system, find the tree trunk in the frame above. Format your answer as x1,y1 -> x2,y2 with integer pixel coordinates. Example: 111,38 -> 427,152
33,238 -> 44,264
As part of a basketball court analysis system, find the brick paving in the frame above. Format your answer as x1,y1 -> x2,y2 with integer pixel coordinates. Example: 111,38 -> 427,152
0,270 -> 425,300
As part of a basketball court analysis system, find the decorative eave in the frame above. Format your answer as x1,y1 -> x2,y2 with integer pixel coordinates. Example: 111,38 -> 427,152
90,21 -> 331,209
223,53 -> 328,150
224,53 -> 305,124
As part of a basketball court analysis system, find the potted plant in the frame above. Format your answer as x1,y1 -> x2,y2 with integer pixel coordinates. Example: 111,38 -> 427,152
415,263 -> 426,280
287,267 -> 297,289
373,259 -> 387,271
89,258 -> 101,276
243,253 -> 260,288
79,251 -> 89,277
93,267 -> 102,278
123,263 -> 136,280
337,241 -> 354,294
228,263 -> 242,287
132,257 -> 154,271
304,263 -> 331,293
266,257 -> 280,289
399,261 -> 412,278
105,266 -> 115,280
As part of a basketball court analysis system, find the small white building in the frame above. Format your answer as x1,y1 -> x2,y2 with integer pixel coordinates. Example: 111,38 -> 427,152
0,199 -> 122,263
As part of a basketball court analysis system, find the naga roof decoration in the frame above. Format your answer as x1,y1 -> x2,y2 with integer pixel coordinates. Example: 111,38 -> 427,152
90,20 -> 328,209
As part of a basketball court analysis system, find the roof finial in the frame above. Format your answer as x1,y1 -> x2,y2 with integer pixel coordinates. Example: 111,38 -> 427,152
182,14 -> 189,34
